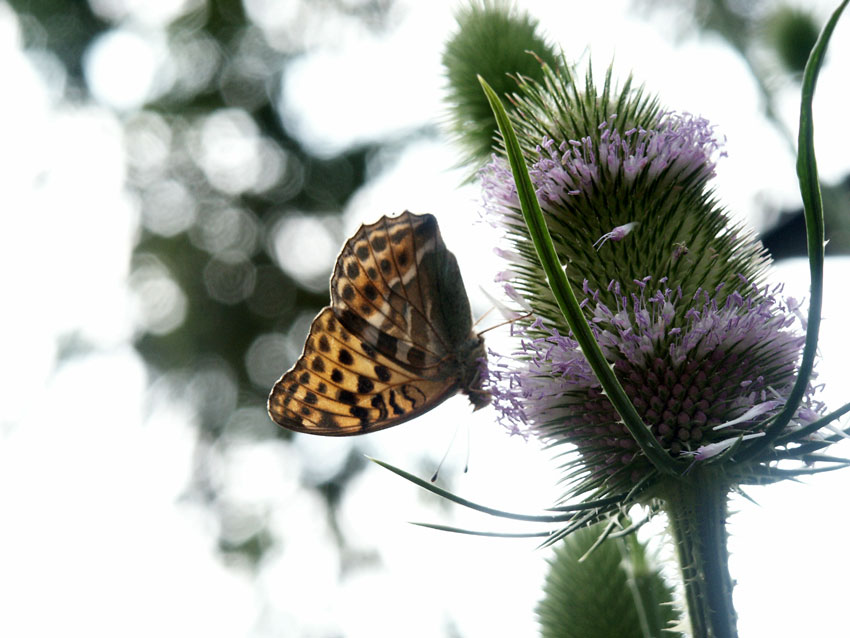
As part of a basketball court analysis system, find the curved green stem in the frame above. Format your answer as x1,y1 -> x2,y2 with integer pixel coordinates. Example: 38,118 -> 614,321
741,0 -> 848,461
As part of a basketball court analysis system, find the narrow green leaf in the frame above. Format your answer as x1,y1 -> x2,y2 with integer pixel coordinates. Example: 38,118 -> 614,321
755,464 -> 850,478
799,453 -> 850,465
478,75 -> 680,477
369,456 -> 584,522
741,0 -> 848,461
410,522 -> 553,538
777,399 -> 850,443
545,494 -> 630,512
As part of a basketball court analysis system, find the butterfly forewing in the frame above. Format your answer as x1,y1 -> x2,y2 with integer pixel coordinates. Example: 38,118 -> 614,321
331,213 -> 449,369
268,211 -> 489,436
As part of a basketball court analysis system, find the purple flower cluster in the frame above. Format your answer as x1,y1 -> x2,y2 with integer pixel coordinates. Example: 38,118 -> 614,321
534,113 -> 724,204
481,112 -> 723,225
488,278 -> 820,470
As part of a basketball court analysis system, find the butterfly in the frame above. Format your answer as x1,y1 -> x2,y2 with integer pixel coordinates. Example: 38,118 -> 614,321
268,211 -> 489,435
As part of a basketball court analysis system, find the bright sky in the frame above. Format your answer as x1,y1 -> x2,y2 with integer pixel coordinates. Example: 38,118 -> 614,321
1,1 -> 850,636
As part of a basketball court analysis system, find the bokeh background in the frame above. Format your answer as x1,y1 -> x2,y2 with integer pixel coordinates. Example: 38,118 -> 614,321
2,1 -> 849,636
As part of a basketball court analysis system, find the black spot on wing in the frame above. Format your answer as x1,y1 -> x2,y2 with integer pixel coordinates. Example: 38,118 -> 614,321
360,340 -> 376,358
374,365 -> 391,382
388,390 -> 404,416
318,336 -> 331,352
401,383 -> 426,407
318,412 -> 338,430
337,389 -> 357,405
371,394 -> 388,420
357,376 -> 374,393
350,405 -> 369,424
338,348 -> 353,365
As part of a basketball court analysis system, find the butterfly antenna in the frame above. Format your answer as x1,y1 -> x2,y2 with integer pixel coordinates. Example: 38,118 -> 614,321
477,311 -> 533,336
431,422 -> 462,482
471,305 -> 496,329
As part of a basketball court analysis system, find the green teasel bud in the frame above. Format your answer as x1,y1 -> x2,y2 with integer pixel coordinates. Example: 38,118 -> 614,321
764,6 -> 821,75
537,523 -> 682,638
443,0 -> 561,172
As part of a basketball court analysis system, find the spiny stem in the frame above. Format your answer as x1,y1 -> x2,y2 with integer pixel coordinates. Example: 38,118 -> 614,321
663,470 -> 737,638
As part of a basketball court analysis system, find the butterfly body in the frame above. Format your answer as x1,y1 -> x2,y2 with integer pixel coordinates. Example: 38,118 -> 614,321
268,211 -> 489,436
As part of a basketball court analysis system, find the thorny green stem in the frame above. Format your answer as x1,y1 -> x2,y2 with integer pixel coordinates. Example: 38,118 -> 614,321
663,470 -> 737,638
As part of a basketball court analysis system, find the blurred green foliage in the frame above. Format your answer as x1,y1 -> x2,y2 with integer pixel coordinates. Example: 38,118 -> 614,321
765,5 -> 821,74
10,0 -> 401,565
641,0 -> 850,258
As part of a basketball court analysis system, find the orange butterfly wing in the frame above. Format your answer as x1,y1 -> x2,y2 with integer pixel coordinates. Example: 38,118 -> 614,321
268,308 -> 460,435
268,211 -> 488,436
330,212 -> 450,369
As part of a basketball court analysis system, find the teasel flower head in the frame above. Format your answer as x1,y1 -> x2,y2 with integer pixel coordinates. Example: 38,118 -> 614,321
482,63 -> 831,503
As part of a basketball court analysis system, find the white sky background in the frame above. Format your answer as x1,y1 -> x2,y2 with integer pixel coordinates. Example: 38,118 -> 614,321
1,0 -> 849,636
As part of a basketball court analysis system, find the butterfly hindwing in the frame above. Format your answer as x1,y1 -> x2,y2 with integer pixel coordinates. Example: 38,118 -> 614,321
268,308 -> 458,435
